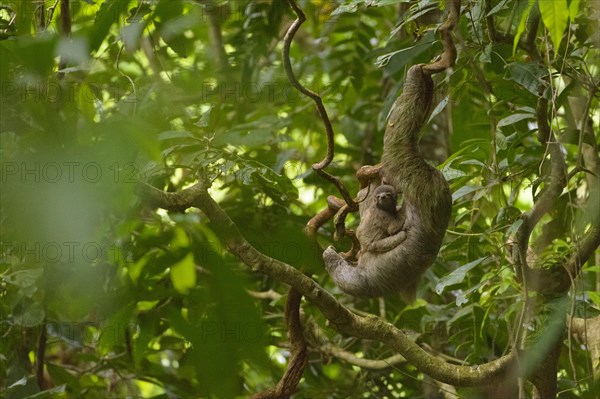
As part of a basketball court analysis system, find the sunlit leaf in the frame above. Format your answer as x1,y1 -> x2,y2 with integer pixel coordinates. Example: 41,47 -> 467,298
90,0 -> 132,52
568,0 -> 581,22
539,0 -> 569,51
170,253 -> 196,294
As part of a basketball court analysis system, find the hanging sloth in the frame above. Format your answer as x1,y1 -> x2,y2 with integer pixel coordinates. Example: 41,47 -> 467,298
323,65 -> 452,302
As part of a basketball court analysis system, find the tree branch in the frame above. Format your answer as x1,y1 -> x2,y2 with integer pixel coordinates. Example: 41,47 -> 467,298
513,97 -> 567,286
305,318 -> 407,370
514,94 -> 600,293
251,288 -> 307,399
571,315 -> 600,382
422,0 -> 460,75
282,0 -> 354,207
137,181 -> 516,387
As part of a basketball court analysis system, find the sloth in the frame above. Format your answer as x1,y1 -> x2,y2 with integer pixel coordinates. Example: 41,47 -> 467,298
356,184 -> 406,254
323,65 -> 452,302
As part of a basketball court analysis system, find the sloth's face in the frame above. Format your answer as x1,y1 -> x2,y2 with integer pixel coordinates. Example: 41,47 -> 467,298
376,191 -> 396,212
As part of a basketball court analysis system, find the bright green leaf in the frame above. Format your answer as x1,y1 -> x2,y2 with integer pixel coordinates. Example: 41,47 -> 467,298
170,253 -> 196,294
486,0 -> 511,16
513,0 -> 536,54
452,185 -> 483,201
90,0 -> 133,52
539,0 -> 569,51
75,83 -> 96,121
586,291 -> 600,307
568,0 -> 581,22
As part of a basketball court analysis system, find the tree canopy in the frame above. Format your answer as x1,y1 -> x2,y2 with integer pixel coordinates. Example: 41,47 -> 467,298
0,0 -> 599,398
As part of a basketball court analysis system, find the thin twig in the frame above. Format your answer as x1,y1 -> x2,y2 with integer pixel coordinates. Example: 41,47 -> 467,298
251,288 -> 307,399
422,0 -> 460,75
282,0 -> 354,206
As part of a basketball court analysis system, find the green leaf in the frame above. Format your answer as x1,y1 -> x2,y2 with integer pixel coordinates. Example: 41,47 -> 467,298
568,0 -> 581,22
15,35 -> 56,76
5,269 -> 43,288
154,0 -> 183,21
452,185 -> 483,202
13,301 -> 45,327
539,0 -> 569,51
75,83 -> 97,121
513,0 -> 536,54
436,257 -> 488,295
170,253 -> 196,294
428,95 -> 449,123
505,219 -> 524,238
375,41 -> 430,68
486,0 -> 511,16
21,385 -> 67,399
98,303 -> 134,354
332,3 -> 359,15
90,0 -> 133,52
497,113 -> 534,127
456,285 -> 479,306
158,130 -> 196,141
587,291 -> 600,308
479,42 -> 492,63
505,62 -> 548,96
231,157 -> 298,202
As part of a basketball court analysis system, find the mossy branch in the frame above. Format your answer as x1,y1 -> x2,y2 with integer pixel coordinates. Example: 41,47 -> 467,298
137,181 -> 515,387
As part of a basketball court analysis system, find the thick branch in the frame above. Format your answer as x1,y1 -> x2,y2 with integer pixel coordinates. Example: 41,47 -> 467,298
205,3 -> 229,72
137,181 -> 515,387
57,0 -> 71,78
247,289 -> 283,301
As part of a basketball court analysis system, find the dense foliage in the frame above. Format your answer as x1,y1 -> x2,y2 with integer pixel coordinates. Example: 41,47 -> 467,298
1,0 -> 598,398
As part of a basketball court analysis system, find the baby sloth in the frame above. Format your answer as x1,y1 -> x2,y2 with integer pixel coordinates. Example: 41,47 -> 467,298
323,182 -> 408,297
356,184 -> 406,254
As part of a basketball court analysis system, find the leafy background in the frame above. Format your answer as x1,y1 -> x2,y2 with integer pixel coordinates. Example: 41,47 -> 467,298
0,0 -> 598,398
